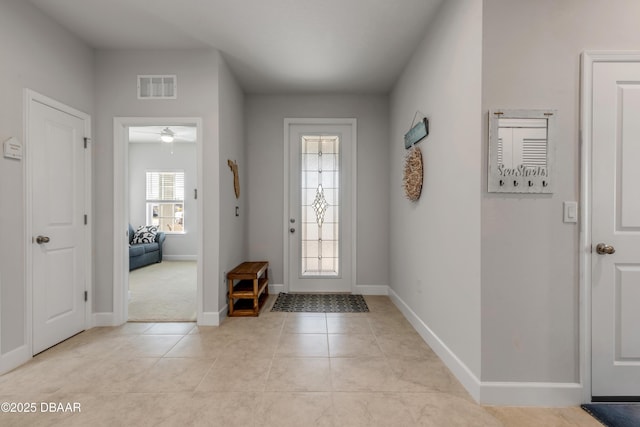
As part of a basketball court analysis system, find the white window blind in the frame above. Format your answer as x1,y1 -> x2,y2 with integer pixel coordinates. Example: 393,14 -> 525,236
146,172 -> 184,201
145,171 -> 185,233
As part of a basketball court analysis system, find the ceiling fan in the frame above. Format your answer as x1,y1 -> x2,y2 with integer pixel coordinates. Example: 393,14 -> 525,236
128,126 -> 196,144
159,127 -> 174,143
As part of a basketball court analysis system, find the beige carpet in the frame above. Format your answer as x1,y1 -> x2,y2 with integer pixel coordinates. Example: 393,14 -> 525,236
128,261 -> 197,322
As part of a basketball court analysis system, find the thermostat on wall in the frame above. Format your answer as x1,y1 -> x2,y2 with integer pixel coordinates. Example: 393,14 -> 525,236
3,137 -> 23,160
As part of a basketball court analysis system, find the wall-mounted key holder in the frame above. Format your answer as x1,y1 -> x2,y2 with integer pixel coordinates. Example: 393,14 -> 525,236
488,109 -> 556,194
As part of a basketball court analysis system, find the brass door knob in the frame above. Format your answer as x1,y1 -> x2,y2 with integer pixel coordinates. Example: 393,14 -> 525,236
36,235 -> 50,244
596,243 -> 615,255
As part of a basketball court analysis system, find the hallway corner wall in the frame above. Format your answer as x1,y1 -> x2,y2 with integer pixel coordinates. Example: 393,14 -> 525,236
389,0 -> 483,383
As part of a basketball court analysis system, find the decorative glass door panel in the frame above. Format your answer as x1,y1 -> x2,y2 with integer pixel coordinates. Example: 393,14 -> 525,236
300,135 -> 340,276
287,121 -> 354,293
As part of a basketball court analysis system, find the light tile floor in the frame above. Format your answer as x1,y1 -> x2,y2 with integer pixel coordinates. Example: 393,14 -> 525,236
0,296 -> 600,426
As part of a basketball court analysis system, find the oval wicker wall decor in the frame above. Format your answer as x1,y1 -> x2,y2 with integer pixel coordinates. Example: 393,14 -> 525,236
403,146 -> 423,201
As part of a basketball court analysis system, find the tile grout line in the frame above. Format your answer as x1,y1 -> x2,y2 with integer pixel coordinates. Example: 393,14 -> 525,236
253,303 -> 285,427
326,313 -> 338,422
263,307 -> 285,391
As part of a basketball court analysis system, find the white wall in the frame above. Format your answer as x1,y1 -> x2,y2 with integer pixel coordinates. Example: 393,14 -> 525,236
128,142 -> 198,259
94,49 -> 221,314
0,0 -> 93,363
481,0 -> 640,383
245,95 -> 390,290
389,0 -> 483,380
218,56 -> 247,307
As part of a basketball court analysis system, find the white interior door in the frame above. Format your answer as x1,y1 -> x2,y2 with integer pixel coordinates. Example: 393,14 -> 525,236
287,120 -> 355,293
591,59 -> 640,398
31,99 -> 87,354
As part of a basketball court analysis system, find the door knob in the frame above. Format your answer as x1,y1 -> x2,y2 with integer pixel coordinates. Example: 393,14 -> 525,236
596,243 -> 615,255
36,235 -> 50,244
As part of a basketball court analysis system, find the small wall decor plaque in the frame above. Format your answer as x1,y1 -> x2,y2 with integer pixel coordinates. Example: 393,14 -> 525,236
3,137 -> 22,160
227,159 -> 240,198
404,117 -> 429,149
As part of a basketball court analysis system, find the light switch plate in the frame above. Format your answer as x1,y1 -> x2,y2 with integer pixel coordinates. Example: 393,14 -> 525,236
563,201 -> 578,223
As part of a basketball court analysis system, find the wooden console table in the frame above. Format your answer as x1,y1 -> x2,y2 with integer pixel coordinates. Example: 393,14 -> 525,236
227,261 -> 269,317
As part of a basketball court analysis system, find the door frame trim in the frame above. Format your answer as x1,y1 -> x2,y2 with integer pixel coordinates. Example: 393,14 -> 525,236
24,89 -> 93,356
283,118 -> 357,293
580,51 -> 640,403
113,117 -> 204,325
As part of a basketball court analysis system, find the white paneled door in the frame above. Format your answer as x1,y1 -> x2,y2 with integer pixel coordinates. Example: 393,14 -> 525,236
591,58 -> 640,398
286,120 -> 355,293
30,98 -> 87,355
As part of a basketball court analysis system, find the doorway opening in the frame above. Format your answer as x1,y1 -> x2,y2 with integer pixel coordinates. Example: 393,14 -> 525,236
127,125 -> 197,321
113,117 -> 203,325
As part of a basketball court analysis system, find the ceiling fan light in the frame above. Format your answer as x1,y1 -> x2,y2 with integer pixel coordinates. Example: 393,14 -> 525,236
160,127 -> 175,143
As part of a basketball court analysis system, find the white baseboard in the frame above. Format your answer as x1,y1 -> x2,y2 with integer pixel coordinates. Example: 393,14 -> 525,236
389,288 -> 584,406
354,284 -> 389,295
388,288 -> 481,401
269,283 -> 285,294
199,311 -> 219,326
267,284 -> 388,295
93,312 -> 117,327
480,381 -> 583,406
163,255 -> 197,261
199,305 -> 228,326
0,344 -> 31,375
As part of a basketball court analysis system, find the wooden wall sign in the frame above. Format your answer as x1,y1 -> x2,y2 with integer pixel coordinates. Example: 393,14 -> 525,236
404,117 -> 429,149
227,159 -> 240,198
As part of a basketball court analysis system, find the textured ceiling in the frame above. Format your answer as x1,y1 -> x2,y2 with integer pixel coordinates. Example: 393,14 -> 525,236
28,0 -> 442,93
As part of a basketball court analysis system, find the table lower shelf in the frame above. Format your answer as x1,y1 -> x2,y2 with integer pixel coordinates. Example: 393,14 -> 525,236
230,278 -> 268,298
229,292 -> 269,317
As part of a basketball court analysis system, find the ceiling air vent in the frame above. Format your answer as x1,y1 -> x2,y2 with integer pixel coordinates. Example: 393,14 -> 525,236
137,75 -> 177,100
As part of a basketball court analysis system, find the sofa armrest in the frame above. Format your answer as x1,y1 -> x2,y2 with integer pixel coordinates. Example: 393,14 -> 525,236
154,231 -> 166,262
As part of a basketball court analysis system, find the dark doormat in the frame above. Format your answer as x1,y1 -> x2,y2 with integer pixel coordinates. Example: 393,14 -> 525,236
271,293 -> 369,313
582,404 -> 640,427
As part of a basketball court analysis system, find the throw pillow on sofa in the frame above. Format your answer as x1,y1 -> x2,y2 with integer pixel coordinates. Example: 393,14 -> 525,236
132,225 -> 158,244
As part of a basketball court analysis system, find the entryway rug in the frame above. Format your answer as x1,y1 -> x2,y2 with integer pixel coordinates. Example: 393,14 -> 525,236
271,293 -> 369,313
582,404 -> 640,427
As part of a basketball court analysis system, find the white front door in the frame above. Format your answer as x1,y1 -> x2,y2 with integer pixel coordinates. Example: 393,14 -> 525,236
286,120 -> 356,293
30,98 -> 87,354
591,58 -> 640,398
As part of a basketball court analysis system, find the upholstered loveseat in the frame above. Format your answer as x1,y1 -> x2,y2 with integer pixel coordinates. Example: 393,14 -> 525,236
129,224 -> 166,271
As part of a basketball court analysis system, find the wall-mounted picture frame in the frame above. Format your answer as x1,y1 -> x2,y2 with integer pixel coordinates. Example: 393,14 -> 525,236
488,109 -> 556,194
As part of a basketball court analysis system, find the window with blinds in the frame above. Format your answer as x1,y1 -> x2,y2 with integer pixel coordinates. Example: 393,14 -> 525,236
146,171 -> 185,233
